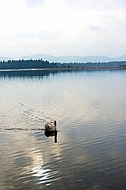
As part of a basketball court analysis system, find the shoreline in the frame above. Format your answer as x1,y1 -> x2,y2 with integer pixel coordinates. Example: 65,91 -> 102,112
0,66 -> 125,72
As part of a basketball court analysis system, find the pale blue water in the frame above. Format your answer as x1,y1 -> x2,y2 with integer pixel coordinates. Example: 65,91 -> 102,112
0,69 -> 126,190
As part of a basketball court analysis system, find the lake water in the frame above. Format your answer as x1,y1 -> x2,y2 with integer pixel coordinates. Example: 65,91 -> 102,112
0,69 -> 126,190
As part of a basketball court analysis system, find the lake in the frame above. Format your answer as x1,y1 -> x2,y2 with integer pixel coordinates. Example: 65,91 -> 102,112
0,69 -> 126,190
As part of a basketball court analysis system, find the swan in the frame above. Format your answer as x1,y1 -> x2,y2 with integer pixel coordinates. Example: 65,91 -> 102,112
45,120 -> 57,132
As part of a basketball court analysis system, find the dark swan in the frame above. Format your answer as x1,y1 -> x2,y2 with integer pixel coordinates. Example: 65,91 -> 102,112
45,121 -> 57,143
45,120 -> 57,132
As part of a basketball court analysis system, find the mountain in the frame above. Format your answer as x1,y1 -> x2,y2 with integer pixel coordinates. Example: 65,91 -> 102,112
115,55 -> 126,61
0,56 -> 12,61
21,54 -> 126,63
0,54 -> 126,63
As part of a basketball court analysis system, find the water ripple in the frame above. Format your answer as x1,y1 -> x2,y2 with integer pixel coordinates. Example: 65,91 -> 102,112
0,70 -> 126,189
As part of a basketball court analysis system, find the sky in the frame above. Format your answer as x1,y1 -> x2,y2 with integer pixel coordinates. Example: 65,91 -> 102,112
0,0 -> 126,58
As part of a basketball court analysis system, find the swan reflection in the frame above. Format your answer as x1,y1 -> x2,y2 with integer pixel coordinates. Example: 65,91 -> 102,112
44,130 -> 57,143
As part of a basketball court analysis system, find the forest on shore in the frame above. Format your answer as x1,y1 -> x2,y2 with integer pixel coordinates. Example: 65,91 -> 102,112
0,59 -> 126,70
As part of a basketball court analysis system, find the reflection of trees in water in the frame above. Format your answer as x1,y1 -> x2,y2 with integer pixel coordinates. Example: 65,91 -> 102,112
0,70 -> 58,78
0,69 -> 81,78
0,69 -> 108,79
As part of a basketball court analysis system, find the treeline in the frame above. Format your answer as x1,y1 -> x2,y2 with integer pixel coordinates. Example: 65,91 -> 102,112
0,59 -> 126,70
0,59 -> 57,69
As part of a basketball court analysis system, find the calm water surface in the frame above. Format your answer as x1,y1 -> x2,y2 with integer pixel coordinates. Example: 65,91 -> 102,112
0,70 -> 126,190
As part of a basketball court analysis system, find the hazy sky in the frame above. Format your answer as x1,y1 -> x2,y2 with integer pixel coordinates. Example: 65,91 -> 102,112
0,0 -> 126,58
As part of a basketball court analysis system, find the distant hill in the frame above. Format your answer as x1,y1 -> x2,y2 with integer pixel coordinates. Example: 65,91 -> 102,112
21,54 -> 126,63
0,54 -> 126,63
0,56 -> 12,61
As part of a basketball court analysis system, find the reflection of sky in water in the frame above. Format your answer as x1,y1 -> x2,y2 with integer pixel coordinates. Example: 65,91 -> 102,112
0,130 -> 61,188
32,166 -> 58,186
0,70 -> 126,126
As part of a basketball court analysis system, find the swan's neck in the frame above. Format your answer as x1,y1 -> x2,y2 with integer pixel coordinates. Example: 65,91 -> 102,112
54,121 -> 56,127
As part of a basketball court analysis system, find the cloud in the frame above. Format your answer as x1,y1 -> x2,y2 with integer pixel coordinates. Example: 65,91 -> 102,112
26,0 -> 45,7
88,25 -> 104,33
0,0 -> 126,57
66,0 -> 126,12
0,31 -> 63,57
1,30 -> 62,42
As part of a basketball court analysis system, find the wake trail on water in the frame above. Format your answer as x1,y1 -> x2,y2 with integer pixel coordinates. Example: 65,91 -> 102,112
0,102 -> 55,131
0,127 -> 45,131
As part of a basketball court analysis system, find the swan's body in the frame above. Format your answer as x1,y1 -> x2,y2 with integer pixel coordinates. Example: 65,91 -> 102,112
45,121 -> 57,132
